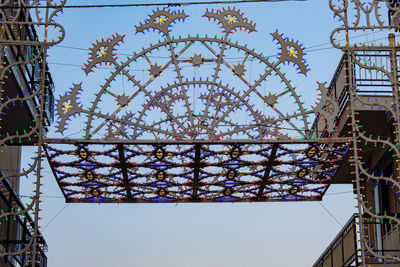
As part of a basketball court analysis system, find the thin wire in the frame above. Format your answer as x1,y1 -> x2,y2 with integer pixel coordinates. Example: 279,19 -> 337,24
19,194 -> 64,198
305,30 -> 378,50
318,202 -> 343,227
324,190 -> 353,196
47,58 -> 250,71
55,44 -> 268,59
51,32 -> 400,69
55,30 -> 400,54
42,203 -> 69,231
122,72 -> 126,94
64,129 -> 84,138
38,0 -> 306,8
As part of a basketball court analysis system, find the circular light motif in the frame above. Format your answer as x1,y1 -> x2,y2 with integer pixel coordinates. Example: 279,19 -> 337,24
289,187 -> 298,195
233,64 -> 245,76
149,63 -> 162,76
158,188 -> 168,197
297,168 -> 308,178
265,93 -> 278,105
86,171 -> 95,181
78,147 -> 88,159
191,54 -> 203,67
306,146 -> 318,158
154,147 -> 165,160
226,169 -> 237,180
92,189 -> 101,197
116,94 -> 130,107
223,187 -> 233,196
230,146 -> 241,160
156,171 -> 166,181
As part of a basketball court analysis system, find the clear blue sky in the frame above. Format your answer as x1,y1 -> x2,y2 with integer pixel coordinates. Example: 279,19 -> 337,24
20,1 -> 358,266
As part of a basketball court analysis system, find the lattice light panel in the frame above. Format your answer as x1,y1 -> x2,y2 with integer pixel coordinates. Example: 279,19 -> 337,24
45,141 -> 348,203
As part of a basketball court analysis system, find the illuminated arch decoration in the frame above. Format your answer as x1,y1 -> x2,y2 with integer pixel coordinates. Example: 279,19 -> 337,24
45,7 -> 349,203
0,0 -> 66,264
328,0 -> 400,265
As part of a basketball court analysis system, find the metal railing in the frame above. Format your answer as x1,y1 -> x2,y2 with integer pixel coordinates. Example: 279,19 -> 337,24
311,51 -> 397,138
313,214 -> 360,267
1,4 -> 55,125
0,178 -> 47,267
314,213 -> 400,266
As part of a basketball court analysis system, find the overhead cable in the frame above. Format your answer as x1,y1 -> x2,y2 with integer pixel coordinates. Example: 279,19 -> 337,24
318,202 -> 344,227
39,0 -> 306,8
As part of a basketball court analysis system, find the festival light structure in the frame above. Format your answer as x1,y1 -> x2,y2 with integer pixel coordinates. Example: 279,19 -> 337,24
3,0 -> 400,265
0,0 -> 65,265
325,0 -> 400,265
44,7 -> 350,204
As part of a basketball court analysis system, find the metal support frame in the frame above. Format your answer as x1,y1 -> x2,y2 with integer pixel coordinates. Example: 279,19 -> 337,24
329,0 -> 400,265
0,0 -> 65,265
0,178 -> 47,267
2,0 -> 400,265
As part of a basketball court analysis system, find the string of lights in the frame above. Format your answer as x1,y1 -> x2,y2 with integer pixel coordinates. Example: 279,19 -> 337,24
18,190 -> 353,199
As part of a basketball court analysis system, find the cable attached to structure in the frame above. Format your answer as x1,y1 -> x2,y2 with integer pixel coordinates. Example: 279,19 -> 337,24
318,202 -> 344,227
37,0 -> 306,8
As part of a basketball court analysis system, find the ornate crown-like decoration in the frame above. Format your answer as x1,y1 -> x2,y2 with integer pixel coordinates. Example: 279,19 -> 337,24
83,33 -> 125,74
202,7 -> 257,34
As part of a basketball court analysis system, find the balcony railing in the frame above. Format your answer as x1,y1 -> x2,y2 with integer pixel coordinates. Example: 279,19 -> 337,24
1,3 -> 55,125
314,213 -> 400,267
311,51 -> 398,139
0,177 -> 47,267
313,214 -> 360,267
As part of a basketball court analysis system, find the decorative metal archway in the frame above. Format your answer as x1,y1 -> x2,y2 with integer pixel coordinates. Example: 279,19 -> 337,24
44,7 -> 349,203
329,0 -> 400,264
3,0 -> 400,266
0,0 -> 65,265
